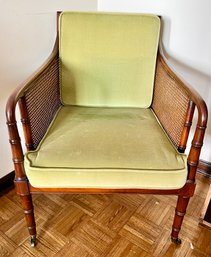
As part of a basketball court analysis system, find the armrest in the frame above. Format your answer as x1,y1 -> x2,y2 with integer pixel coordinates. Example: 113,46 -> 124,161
152,51 -> 208,182
6,38 -> 61,178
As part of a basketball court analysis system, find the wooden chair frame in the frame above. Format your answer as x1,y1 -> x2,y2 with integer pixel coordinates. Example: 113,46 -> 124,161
6,14 -> 208,247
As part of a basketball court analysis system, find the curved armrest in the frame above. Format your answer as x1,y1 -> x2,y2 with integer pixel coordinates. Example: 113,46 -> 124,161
6,38 -> 59,124
6,38 -> 60,178
152,50 -> 208,182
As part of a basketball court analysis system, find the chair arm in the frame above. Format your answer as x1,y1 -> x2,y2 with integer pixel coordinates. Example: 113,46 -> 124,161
152,51 -> 208,181
6,38 -> 61,178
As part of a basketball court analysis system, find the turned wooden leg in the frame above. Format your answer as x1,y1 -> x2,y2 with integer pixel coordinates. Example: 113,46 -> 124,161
7,118 -> 37,246
171,195 -> 190,244
20,194 -> 37,246
15,179 -> 37,247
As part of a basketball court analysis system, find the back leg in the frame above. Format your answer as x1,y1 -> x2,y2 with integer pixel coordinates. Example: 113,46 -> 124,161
171,195 -> 190,244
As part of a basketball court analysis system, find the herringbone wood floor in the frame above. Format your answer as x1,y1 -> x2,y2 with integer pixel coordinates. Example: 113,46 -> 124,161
0,174 -> 211,257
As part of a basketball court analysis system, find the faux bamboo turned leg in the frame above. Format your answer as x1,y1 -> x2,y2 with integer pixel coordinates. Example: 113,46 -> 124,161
6,118 -> 37,247
15,178 -> 37,246
171,195 -> 190,244
20,194 -> 36,245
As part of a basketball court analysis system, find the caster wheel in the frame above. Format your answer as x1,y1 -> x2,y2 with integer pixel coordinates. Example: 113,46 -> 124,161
171,237 -> 182,245
30,235 -> 37,247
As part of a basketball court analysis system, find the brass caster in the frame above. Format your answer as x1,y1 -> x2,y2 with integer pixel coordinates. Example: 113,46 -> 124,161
171,237 -> 182,245
30,235 -> 37,247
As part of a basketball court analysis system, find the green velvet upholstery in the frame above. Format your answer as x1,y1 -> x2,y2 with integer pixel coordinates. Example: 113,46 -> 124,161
24,12 -> 188,190
59,12 -> 160,108
25,106 -> 187,189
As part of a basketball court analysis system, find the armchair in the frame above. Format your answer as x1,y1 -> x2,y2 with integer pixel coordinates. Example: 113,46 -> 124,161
6,12 -> 207,247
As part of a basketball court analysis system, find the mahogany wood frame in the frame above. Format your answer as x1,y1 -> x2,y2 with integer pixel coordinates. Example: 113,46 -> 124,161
6,14 -> 208,246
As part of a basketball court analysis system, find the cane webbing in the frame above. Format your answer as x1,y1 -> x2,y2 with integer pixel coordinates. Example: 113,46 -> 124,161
152,55 -> 190,148
25,55 -> 61,149
24,51 -> 189,150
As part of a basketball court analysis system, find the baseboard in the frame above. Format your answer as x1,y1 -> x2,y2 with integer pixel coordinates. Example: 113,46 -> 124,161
0,171 -> 15,192
197,160 -> 211,178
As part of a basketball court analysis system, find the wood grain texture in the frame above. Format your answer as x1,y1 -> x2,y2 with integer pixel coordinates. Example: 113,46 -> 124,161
0,174 -> 211,257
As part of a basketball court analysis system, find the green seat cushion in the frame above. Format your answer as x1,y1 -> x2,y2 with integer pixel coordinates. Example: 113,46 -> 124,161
59,12 -> 160,108
25,106 -> 187,189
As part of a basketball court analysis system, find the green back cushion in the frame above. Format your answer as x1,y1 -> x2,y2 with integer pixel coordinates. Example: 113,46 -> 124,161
59,12 -> 160,107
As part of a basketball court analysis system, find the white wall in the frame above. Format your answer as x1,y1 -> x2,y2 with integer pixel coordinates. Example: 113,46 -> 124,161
0,0 -> 97,178
98,0 -> 211,162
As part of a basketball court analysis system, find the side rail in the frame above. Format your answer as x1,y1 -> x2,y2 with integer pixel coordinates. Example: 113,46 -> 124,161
6,39 -> 60,183
20,53 -> 60,150
152,52 -> 208,183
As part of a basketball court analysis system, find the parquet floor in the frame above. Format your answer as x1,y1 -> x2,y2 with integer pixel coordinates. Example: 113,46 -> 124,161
0,174 -> 211,257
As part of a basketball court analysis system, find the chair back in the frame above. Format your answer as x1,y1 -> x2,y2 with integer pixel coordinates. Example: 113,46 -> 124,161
59,12 -> 160,108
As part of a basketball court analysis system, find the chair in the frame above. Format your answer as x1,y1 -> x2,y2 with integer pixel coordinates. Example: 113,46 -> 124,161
6,11 -> 207,247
